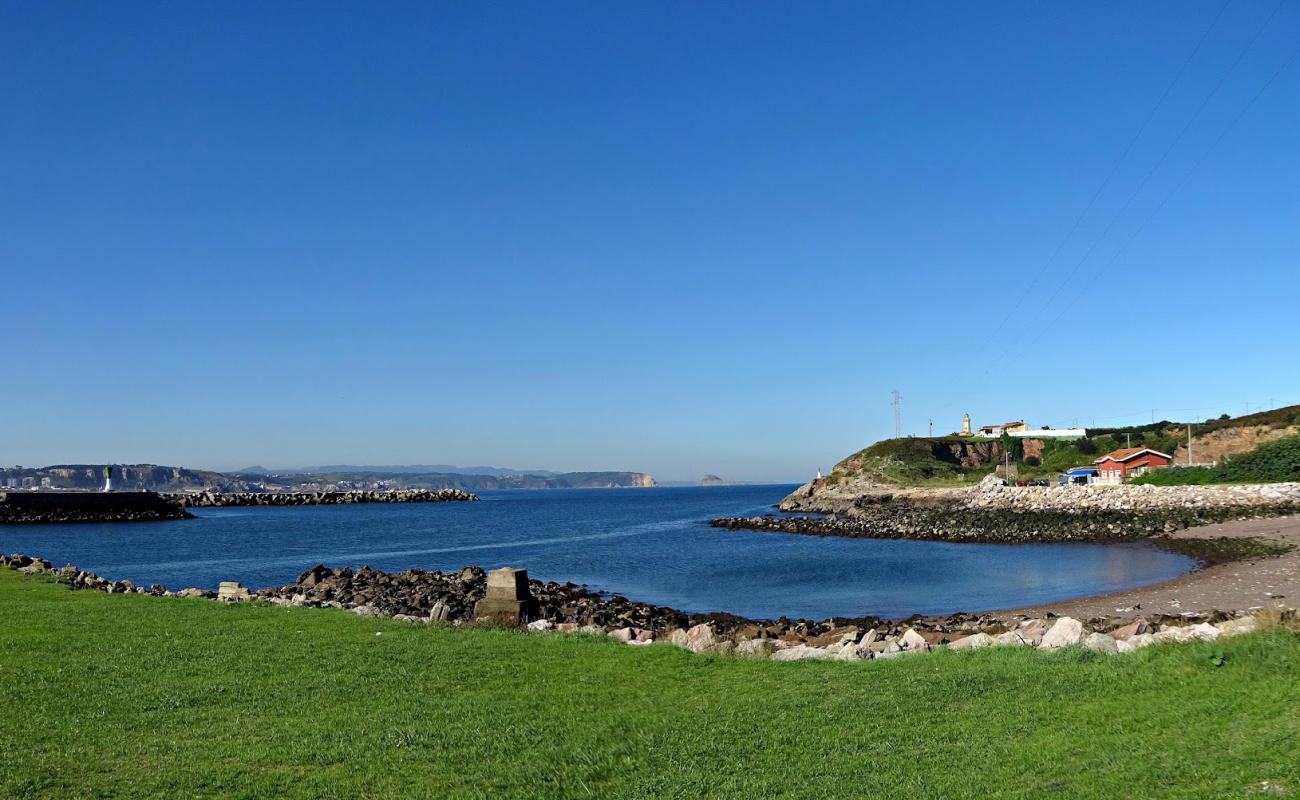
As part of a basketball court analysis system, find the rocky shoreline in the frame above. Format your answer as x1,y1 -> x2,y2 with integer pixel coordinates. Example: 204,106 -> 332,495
711,503 -> 1300,545
167,488 -> 479,507
3,552 -> 1285,663
746,477 -> 1300,544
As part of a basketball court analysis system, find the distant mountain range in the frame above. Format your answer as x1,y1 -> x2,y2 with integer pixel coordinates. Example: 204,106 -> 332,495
235,464 -> 561,478
2,464 -> 654,492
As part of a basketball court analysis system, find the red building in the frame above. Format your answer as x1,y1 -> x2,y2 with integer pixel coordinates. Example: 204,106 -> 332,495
1092,447 -> 1174,483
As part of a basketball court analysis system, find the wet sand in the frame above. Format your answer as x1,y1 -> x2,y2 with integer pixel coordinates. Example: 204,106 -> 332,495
995,514 -> 1300,620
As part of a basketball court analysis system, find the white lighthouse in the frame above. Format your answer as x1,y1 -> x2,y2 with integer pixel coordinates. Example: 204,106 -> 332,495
102,466 -> 112,492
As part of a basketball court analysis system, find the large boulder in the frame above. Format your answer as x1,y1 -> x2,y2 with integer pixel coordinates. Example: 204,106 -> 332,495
1040,617 -> 1086,649
771,645 -> 830,662
1109,618 -> 1149,641
1154,623 -> 1220,643
1116,633 -> 1155,653
1083,632 -> 1118,654
993,630 -> 1032,647
736,639 -> 777,659
898,628 -> 930,652
684,623 -> 717,653
1215,617 -> 1259,638
949,632 -> 995,651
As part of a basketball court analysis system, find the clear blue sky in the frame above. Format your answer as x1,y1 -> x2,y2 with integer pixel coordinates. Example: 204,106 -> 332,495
3,2 -> 1298,482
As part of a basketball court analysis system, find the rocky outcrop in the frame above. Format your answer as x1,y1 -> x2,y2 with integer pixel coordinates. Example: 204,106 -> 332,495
0,491 -> 193,524
169,488 -> 478,507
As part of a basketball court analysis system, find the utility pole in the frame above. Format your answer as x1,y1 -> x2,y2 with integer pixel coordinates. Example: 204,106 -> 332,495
928,418 -> 933,438
1126,433 -> 1132,448
891,390 -> 902,438
1188,423 -> 1194,466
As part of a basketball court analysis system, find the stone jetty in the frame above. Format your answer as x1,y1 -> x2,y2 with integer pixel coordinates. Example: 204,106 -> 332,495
167,488 -> 478,507
717,478 -> 1300,545
0,491 -> 192,524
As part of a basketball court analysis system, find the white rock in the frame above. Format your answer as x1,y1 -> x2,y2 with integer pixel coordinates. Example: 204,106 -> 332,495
1082,632 -> 1118,654
899,628 -> 930,652
1215,617 -> 1259,638
771,645 -> 830,662
1154,623 -> 1221,644
854,629 -> 880,657
526,619 -> 554,632
1187,622 -> 1221,641
993,631 -> 1031,647
736,639 -> 777,659
1115,633 -> 1155,653
1040,617 -> 1086,649
948,632 -> 996,651
684,622 -> 717,653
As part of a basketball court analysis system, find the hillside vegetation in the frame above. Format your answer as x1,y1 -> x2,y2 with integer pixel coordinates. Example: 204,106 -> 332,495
2,570 -> 1299,798
827,404 -> 1300,487
1132,434 -> 1300,486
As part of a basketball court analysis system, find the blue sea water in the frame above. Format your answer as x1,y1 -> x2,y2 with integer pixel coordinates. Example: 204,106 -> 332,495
0,484 -> 1194,619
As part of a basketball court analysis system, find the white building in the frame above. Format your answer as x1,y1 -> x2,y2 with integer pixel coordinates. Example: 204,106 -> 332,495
1009,428 -> 1087,439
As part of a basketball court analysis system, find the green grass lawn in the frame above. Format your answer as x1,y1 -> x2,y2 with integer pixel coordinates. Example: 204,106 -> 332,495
2,570 -> 1299,799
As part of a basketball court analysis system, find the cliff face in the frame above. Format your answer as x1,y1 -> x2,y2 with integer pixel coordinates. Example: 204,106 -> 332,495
1171,424 -> 1299,466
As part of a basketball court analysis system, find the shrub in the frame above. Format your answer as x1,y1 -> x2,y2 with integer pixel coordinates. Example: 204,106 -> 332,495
1024,456 -> 1041,467
1074,437 -> 1097,455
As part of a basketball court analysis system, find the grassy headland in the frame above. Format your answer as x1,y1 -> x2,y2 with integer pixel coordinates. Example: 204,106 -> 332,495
826,405 -> 1300,488
2,570 -> 1299,798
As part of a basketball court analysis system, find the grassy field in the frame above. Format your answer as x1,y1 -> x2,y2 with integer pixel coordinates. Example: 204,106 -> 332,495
2,570 -> 1299,799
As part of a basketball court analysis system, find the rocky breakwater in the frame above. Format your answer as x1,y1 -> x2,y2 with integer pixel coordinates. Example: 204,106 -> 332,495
0,491 -> 193,524
738,478 -> 1300,544
169,488 -> 478,507
7,553 -> 1280,663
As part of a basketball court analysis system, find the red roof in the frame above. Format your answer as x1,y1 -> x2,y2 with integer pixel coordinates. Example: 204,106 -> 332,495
1093,447 -> 1174,464
979,420 -> 1025,429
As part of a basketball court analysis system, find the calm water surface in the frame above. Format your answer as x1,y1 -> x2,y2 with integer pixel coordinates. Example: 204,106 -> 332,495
0,484 -> 1195,619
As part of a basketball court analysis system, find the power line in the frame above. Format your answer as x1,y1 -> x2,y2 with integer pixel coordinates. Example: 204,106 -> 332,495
973,0 -> 1232,359
980,0 -> 1290,377
1024,0 -> 1287,327
1037,35 -> 1300,334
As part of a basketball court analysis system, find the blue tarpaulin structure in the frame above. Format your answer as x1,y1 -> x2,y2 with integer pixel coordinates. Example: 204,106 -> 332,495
1060,467 -> 1099,486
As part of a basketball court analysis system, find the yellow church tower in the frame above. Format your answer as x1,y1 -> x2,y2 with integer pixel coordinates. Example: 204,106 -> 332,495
962,413 -> 972,436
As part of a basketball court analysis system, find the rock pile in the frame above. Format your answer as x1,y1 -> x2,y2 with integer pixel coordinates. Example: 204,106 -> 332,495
0,491 -> 193,524
965,481 -> 1300,512
168,488 -> 478,507
711,498 -> 1298,544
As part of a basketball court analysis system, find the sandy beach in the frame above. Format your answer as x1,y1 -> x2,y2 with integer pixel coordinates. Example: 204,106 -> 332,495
998,514 -> 1300,620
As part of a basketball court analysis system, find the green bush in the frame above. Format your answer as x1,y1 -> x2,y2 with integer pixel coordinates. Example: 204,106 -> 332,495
1132,434 -> 1300,485
1024,456 -> 1041,467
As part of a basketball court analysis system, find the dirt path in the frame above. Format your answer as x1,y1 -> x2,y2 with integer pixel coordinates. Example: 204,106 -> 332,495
995,515 -> 1300,620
